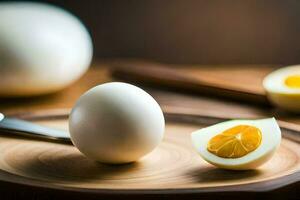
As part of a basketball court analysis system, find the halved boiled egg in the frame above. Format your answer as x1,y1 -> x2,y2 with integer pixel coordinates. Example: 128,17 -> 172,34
263,65 -> 300,111
191,118 -> 281,170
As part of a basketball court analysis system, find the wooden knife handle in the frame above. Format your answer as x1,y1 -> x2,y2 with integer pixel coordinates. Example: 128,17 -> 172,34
109,62 -> 269,105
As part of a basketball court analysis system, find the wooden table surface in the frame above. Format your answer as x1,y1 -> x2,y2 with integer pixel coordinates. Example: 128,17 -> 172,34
0,61 -> 299,125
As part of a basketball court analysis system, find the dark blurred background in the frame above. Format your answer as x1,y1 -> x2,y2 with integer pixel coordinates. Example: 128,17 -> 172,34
30,0 -> 300,64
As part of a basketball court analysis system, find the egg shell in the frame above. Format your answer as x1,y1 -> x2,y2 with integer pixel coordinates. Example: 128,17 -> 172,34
263,65 -> 300,112
0,2 -> 92,96
69,82 -> 165,164
191,118 -> 281,170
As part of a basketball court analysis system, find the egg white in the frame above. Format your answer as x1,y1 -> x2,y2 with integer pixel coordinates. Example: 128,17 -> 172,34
263,65 -> 300,111
191,118 -> 281,170
263,65 -> 300,94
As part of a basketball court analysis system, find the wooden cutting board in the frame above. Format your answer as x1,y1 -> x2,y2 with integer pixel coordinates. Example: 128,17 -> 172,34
110,61 -> 279,105
0,109 -> 299,200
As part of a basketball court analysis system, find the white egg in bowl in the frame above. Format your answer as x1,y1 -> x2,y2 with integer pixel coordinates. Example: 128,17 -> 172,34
263,65 -> 300,112
191,118 -> 281,170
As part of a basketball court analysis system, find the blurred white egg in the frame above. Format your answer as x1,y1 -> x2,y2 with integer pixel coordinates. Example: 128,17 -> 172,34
69,82 -> 165,164
263,65 -> 300,112
0,2 -> 93,96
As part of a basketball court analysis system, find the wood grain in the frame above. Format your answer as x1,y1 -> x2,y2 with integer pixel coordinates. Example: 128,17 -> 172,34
0,110 -> 299,200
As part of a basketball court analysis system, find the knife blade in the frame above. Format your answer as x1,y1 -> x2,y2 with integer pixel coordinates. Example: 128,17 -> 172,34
0,113 -> 71,144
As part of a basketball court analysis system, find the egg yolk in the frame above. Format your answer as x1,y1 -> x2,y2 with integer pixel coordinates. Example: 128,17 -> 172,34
207,125 -> 262,158
285,75 -> 300,88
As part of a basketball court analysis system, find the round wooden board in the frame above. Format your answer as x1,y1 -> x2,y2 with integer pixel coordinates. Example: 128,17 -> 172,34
0,111 -> 299,199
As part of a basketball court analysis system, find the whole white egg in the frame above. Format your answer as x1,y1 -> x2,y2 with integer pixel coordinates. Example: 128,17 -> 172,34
0,2 -> 92,96
69,82 -> 165,164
